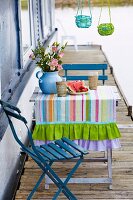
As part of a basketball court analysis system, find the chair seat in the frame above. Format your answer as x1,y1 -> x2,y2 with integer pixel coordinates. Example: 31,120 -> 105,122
35,137 -> 88,162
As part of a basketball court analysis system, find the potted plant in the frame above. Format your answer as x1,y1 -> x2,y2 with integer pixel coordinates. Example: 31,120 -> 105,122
30,41 -> 67,94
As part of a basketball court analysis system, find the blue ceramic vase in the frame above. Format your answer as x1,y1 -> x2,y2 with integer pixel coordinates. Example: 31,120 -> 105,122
36,71 -> 62,94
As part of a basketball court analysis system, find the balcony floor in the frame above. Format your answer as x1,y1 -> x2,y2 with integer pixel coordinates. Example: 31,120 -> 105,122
15,45 -> 133,200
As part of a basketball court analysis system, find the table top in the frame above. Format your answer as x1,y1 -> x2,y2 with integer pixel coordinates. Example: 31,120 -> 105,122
30,85 -> 121,102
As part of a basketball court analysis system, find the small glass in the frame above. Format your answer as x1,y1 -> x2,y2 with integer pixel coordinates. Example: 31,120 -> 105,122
88,71 -> 98,90
56,81 -> 67,97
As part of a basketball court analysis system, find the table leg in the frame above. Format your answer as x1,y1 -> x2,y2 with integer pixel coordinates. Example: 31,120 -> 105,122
44,150 -> 113,190
107,148 -> 112,190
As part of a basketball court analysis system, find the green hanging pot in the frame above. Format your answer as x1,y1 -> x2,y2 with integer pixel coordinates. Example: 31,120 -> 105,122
97,23 -> 114,36
97,0 -> 114,36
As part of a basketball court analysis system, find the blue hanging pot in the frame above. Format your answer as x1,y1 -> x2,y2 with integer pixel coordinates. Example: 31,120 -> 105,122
36,71 -> 62,94
75,0 -> 92,28
75,15 -> 92,28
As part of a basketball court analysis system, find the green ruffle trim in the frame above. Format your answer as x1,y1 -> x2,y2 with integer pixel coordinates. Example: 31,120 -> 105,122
32,123 -> 121,141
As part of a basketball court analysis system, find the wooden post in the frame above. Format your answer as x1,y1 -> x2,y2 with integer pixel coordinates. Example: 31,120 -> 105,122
110,66 -> 113,74
128,106 -> 132,116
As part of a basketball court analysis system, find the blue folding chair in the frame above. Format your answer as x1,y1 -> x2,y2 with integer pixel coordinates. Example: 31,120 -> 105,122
0,100 -> 88,200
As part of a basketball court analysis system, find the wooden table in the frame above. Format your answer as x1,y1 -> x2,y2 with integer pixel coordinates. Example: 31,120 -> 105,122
30,85 -> 121,189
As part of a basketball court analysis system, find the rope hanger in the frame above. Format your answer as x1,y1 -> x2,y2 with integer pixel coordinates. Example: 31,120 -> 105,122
97,0 -> 114,36
75,0 -> 92,28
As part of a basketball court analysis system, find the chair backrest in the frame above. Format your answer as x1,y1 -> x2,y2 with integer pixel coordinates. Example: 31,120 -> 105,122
62,63 -> 108,84
0,100 -> 45,165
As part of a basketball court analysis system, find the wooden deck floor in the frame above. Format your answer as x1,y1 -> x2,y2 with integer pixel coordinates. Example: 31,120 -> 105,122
15,45 -> 133,200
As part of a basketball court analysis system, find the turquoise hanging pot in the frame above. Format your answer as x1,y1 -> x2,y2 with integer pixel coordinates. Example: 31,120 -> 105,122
75,0 -> 92,28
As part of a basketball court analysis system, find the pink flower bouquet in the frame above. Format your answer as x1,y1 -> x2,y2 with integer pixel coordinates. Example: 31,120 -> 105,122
29,41 -> 67,72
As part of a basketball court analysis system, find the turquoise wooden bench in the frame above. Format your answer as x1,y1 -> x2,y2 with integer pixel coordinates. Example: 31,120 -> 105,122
0,100 -> 88,200
63,63 -> 108,84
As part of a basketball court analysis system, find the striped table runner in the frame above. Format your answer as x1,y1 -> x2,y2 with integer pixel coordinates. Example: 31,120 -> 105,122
35,86 -> 116,124
33,86 -> 121,151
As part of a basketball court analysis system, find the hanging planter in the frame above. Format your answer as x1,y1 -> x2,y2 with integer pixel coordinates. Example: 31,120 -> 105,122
97,0 -> 114,36
75,0 -> 92,28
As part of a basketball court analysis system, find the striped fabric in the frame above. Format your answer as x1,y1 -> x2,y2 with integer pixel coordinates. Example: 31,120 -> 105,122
35,86 -> 116,124
33,86 -> 121,151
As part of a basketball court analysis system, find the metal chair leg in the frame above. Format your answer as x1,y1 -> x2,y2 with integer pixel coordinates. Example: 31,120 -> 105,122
27,172 -> 46,200
53,158 -> 82,199
46,168 -> 77,200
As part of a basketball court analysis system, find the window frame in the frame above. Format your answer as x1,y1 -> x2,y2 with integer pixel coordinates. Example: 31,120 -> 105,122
20,0 -> 35,67
40,0 -> 52,40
